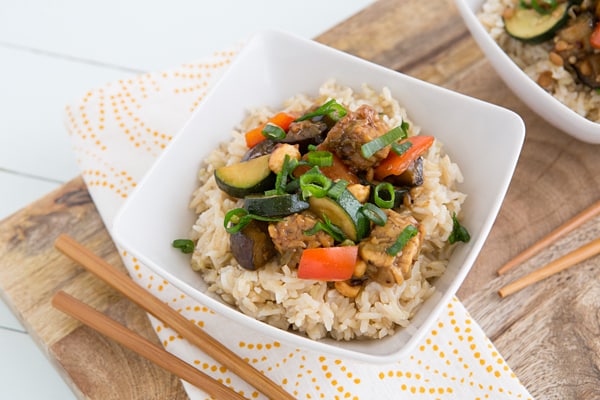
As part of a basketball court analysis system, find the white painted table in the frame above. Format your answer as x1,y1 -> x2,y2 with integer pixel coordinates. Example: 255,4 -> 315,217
0,1 -> 372,397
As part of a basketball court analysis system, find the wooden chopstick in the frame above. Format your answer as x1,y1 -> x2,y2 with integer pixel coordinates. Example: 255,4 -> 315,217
52,291 -> 246,400
54,234 -> 294,400
498,236 -> 600,298
497,199 -> 600,275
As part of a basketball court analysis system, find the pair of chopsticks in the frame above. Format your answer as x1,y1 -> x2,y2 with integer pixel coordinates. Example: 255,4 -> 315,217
53,234 -> 294,400
497,200 -> 600,298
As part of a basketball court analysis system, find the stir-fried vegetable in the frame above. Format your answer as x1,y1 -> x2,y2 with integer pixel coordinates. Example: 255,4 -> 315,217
244,112 -> 296,148
172,239 -> 195,254
449,212 -> 471,244
201,98 -> 470,297
297,246 -> 358,281
373,135 -> 434,180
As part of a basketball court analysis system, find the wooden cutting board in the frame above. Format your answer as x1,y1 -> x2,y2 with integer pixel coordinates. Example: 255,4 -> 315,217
1,0 -> 599,398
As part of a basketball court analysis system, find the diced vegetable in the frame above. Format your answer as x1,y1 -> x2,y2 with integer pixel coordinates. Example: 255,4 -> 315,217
590,23 -> 600,49
295,99 -> 347,123
448,212 -> 471,244
244,193 -> 309,217
503,2 -> 569,44
172,239 -> 194,254
308,189 -> 370,241
297,246 -> 358,281
360,125 -> 408,159
244,112 -> 296,148
214,154 -> 275,198
373,136 -> 434,181
294,153 -> 360,184
229,220 -> 277,270
386,225 -> 418,255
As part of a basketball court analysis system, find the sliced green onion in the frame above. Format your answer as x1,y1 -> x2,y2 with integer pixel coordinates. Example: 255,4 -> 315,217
270,155 -> 297,195
172,239 -> 194,254
361,125 -> 408,159
373,182 -> 395,209
386,225 -> 418,255
307,150 -> 333,167
448,212 -> 471,244
262,123 -> 286,140
327,179 -> 349,200
530,0 -> 557,14
296,99 -> 347,122
361,203 -> 387,226
299,168 -> 332,199
304,215 -> 347,242
391,141 -> 413,156
224,208 -> 281,234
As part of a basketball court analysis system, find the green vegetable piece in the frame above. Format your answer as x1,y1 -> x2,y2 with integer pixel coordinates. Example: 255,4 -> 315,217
214,154 -> 275,198
373,182 -> 395,209
386,225 -> 418,256
449,212 -> 471,244
295,99 -> 347,122
361,125 -> 407,159
504,2 -> 569,44
262,123 -> 286,140
361,203 -> 387,226
172,239 -> 195,254
244,193 -> 309,217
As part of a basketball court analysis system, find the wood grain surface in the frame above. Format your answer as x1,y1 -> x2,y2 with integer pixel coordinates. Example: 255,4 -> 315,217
1,0 -> 599,399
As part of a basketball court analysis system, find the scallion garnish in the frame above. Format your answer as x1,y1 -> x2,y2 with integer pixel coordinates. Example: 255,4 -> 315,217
391,141 -> 413,156
295,99 -> 347,122
224,208 -> 282,234
361,203 -> 387,226
386,225 -> 418,255
268,155 -> 297,196
304,214 -> 347,242
448,212 -> 471,244
262,123 -> 286,140
373,182 -> 395,209
299,168 -> 332,198
307,150 -> 333,167
361,125 -> 408,159
172,239 -> 195,254
327,179 -> 349,200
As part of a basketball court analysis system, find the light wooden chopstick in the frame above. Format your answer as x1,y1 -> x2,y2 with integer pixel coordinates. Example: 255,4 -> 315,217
497,199 -> 600,275
52,291 -> 246,400
54,233 -> 294,400
498,236 -> 600,298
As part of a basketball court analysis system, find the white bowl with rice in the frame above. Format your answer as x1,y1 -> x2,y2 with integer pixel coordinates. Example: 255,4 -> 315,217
112,29 -> 524,363
454,0 -> 600,144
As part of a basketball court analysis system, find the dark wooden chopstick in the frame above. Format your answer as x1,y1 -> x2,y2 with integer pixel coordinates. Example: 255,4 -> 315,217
52,291 -> 246,400
54,233 -> 294,400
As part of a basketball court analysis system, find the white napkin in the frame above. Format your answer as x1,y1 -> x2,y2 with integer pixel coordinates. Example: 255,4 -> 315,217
64,44 -> 533,400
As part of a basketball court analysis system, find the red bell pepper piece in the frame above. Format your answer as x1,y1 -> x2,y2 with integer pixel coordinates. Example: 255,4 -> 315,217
591,23 -> 600,49
297,246 -> 358,281
373,135 -> 435,181
244,112 -> 296,148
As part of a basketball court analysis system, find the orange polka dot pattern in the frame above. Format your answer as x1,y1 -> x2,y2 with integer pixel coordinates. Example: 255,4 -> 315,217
64,45 -> 533,400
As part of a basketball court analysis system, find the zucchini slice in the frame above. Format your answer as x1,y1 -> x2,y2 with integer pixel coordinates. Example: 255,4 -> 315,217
308,190 -> 370,242
244,193 -> 309,217
504,2 -> 570,44
214,154 -> 275,198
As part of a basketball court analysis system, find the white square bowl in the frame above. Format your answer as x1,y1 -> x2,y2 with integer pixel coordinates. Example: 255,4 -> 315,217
112,29 -> 525,363
454,0 -> 600,144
